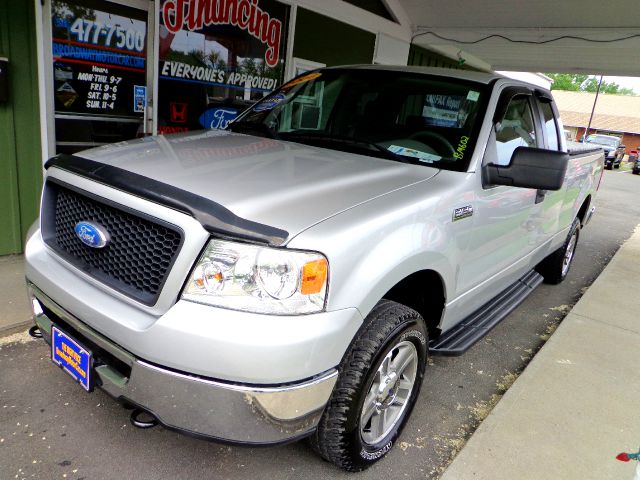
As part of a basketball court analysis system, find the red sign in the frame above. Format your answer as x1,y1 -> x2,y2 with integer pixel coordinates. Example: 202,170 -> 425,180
161,0 -> 283,67
170,102 -> 188,123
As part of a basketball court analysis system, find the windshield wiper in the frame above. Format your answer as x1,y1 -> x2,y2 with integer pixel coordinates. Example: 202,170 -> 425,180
279,132 -> 410,163
227,121 -> 280,139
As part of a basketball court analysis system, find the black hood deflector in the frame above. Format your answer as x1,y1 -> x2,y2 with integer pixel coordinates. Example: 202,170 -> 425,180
45,154 -> 289,246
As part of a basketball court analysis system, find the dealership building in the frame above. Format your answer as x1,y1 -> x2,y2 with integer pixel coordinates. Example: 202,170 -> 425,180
1,0 -> 486,256
4,0 -> 635,257
553,90 -> 640,150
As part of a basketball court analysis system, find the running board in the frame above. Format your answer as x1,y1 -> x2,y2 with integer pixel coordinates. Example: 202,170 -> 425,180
429,270 -> 543,356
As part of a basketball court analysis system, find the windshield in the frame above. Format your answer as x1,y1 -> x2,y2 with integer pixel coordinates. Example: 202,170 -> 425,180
229,69 -> 488,172
586,135 -> 619,147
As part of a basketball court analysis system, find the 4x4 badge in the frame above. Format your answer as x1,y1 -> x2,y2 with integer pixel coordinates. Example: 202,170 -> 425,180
453,205 -> 474,222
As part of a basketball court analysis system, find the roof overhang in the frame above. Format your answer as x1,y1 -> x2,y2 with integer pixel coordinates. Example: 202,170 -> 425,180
400,0 -> 640,76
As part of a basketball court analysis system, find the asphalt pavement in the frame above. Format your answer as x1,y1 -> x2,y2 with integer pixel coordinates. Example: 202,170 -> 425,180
0,168 -> 638,480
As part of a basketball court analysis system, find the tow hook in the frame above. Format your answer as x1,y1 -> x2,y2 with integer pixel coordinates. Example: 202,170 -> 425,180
28,326 -> 42,338
130,408 -> 159,429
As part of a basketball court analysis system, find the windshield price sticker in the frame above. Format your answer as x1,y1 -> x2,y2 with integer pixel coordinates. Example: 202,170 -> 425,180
388,145 -> 441,163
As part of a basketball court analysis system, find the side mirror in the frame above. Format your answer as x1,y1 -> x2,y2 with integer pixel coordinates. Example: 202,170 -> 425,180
484,147 -> 569,191
620,145 -> 626,149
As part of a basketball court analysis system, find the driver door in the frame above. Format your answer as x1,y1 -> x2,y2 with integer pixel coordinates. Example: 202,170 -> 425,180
455,89 -> 542,317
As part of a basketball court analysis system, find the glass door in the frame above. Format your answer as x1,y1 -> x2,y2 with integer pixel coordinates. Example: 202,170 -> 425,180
155,0 -> 290,134
50,0 -> 154,154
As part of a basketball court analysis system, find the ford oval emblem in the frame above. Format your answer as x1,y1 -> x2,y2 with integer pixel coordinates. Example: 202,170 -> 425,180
74,222 -> 110,249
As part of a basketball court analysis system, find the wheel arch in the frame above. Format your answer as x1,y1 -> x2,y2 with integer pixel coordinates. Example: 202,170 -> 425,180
381,269 -> 446,338
577,194 -> 592,227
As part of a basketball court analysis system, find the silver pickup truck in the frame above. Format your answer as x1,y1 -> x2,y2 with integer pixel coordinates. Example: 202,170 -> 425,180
25,66 -> 603,471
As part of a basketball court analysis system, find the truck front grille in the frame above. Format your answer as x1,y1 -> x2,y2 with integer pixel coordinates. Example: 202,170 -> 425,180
41,179 -> 184,306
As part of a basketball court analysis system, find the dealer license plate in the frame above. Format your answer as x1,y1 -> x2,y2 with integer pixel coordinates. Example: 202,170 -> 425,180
51,326 -> 93,391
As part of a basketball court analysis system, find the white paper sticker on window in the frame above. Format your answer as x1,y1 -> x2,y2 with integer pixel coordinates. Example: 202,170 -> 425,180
388,145 -> 441,163
467,90 -> 480,102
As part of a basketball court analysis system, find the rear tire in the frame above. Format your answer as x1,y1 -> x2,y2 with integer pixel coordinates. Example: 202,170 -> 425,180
536,218 -> 580,284
309,300 -> 428,471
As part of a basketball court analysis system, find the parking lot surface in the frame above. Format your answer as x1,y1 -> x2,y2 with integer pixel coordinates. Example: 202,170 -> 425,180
1,169 -> 639,480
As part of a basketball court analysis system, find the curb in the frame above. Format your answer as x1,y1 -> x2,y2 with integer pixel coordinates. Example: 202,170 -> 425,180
0,320 -> 33,339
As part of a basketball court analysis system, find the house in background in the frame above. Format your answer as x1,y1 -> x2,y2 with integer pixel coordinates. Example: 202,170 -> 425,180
552,90 -> 640,151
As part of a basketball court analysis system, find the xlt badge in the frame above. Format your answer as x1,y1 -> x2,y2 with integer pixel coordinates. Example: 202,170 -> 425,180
453,205 -> 474,222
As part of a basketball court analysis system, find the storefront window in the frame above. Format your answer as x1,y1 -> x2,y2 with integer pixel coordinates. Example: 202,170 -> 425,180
51,0 -> 148,153
157,0 -> 289,134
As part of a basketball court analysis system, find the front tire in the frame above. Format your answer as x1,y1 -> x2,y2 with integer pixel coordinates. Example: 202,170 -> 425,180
310,300 -> 428,471
536,217 -> 580,284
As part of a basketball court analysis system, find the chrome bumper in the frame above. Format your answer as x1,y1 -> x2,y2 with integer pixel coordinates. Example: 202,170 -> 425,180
28,283 -> 337,445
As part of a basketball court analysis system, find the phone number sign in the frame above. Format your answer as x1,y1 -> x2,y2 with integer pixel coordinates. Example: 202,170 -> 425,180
51,1 -> 147,117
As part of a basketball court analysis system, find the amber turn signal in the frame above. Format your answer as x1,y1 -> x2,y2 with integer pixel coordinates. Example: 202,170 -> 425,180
301,258 -> 328,295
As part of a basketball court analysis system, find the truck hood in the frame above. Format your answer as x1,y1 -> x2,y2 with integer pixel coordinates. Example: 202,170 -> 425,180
75,130 -> 439,242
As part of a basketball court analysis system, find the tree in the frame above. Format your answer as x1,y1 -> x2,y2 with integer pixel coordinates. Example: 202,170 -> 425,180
547,73 -> 636,95
52,1 -> 96,23
547,73 -> 588,91
582,77 -> 635,95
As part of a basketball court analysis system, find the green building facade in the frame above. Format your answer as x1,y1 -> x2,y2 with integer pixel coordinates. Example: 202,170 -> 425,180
0,0 -> 43,255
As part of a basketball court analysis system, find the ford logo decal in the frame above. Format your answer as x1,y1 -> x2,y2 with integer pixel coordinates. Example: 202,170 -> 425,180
74,222 -> 110,249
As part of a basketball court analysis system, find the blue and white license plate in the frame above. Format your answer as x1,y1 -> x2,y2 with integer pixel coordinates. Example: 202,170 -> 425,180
51,326 -> 93,392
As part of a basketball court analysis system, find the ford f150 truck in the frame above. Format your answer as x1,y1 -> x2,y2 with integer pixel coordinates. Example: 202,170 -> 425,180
584,133 -> 625,169
25,66 -> 604,471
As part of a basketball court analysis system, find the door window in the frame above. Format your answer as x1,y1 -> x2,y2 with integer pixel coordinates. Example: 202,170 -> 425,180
494,96 -> 537,165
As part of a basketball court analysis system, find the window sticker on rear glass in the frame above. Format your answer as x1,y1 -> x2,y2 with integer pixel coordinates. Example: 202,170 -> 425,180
423,95 -> 464,127
388,145 -> 441,163
466,90 -> 480,102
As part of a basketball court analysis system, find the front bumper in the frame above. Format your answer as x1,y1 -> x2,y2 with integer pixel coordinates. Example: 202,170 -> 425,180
604,155 -> 620,165
29,284 -> 337,445
25,229 -> 362,383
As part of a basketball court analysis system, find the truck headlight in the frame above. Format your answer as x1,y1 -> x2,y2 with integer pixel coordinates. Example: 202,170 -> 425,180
181,239 -> 328,315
